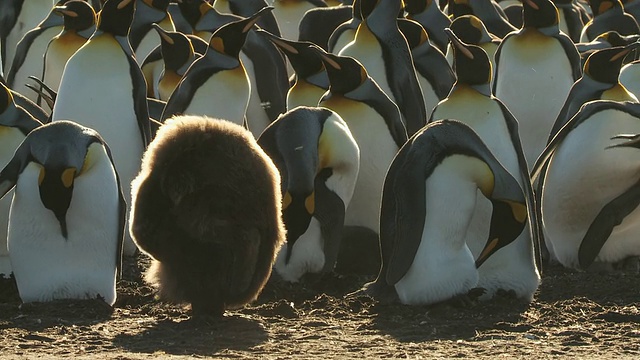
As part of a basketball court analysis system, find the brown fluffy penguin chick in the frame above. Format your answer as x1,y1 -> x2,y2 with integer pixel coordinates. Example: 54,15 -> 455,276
129,115 -> 285,318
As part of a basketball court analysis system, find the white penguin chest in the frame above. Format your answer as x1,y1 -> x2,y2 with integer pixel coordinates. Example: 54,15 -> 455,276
184,65 -> 250,125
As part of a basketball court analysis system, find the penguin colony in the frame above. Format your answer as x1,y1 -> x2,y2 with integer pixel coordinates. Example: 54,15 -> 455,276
0,0 -> 638,318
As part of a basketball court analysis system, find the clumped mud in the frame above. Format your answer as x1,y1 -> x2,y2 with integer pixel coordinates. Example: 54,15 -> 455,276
1,254 -> 639,359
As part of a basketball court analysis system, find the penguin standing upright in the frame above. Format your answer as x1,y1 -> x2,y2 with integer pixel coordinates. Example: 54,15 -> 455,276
398,19 -> 455,117
161,8 -> 272,125
363,120 -> 528,305
42,1 -> 97,94
152,25 -> 199,101
298,5 -> 353,50
129,0 -> 175,66
2,0 -> 56,75
130,115 -> 285,318
313,48 -> 407,274
258,106 -> 360,282
445,15 -> 501,80
405,0 -> 452,53
0,120 -> 125,305
494,0 -> 581,169
430,30 -> 540,300
270,0 -> 327,43
532,100 -> 640,270
258,30 -> 329,109
447,0 -> 517,38
0,82 -> 42,278
581,0 -> 639,42
7,3 -> 65,103
339,0 -> 427,136
554,0 -> 587,42
328,0 -> 362,53
177,1 -> 288,137
52,0 -> 151,256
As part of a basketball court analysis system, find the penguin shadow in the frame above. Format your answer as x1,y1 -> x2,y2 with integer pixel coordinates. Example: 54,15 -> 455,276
369,293 -> 531,342
111,313 -> 268,356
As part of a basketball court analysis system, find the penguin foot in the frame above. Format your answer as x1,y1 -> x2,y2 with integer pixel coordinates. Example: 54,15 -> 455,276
360,280 -> 399,305
494,289 -> 518,300
613,256 -> 640,274
436,287 -> 486,309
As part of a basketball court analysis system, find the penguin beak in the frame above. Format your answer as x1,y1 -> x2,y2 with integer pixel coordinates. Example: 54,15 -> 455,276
54,6 -> 79,18
445,28 -> 474,60
607,133 -> 640,149
282,191 -> 315,263
523,0 -> 539,10
38,167 -> 76,238
152,23 -> 174,44
475,166 -> 527,268
117,0 -> 134,10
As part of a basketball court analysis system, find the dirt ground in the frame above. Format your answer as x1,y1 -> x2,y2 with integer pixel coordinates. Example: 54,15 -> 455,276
1,254 -> 639,359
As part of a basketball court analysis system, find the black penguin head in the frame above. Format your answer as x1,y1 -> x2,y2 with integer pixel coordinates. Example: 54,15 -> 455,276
153,23 -> 195,72
257,30 -> 325,79
405,0 -> 435,14
446,28 -> 492,86
311,46 -> 368,95
584,45 -> 637,84
23,121 -> 105,238
207,6 -> 272,58
177,0 -> 207,29
448,0 -> 474,18
588,0 -> 623,17
450,15 -> 493,45
397,19 -> 429,50
522,0 -> 559,29
142,0 -> 170,11
98,0 -> 135,37
54,0 -> 97,33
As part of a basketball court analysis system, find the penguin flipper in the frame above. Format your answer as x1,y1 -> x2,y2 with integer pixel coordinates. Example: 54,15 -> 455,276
578,179 -> 640,269
383,140 -> 428,286
552,32 -> 583,82
101,140 -> 126,278
6,27 -> 46,87
314,168 -> 346,273
0,141 -> 30,199
499,100 -> 542,272
126,51 -> 152,147
387,50 -> 427,136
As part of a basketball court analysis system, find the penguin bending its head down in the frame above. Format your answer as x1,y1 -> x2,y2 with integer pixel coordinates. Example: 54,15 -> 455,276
0,120 -> 125,305
130,115 -> 286,318
364,119 -> 528,306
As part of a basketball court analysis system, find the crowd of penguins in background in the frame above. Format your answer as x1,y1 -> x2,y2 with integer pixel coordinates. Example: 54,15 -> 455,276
0,0 -> 639,319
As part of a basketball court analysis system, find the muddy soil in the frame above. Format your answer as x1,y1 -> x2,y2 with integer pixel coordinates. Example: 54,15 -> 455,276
1,254 -> 639,359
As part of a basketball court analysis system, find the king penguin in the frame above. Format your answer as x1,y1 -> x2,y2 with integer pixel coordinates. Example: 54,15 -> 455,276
0,82 -> 42,278
7,2 -> 65,103
52,0 -> 151,256
494,0 -> 582,170
270,0 -> 328,45
258,106 -> 360,282
447,0 -> 517,38
298,4 -> 353,51
327,0 -> 362,53
161,7 -> 272,125
620,59 -> 640,98
363,119 -> 528,305
313,47 -> 407,274
531,100 -> 640,270
42,0 -> 97,94
554,0 -> 588,42
257,30 -> 329,109
398,18 -> 455,117
2,0 -> 57,76
129,0 -> 176,66
176,1 -> 288,137
129,115 -> 285,318
404,0 -> 452,54
0,120 -> 125,305
339,0 -> 427,136
445,15 -> 501,80
152,25 -> 199,102
580,0 -> 639,42
430,30 -> 540,300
